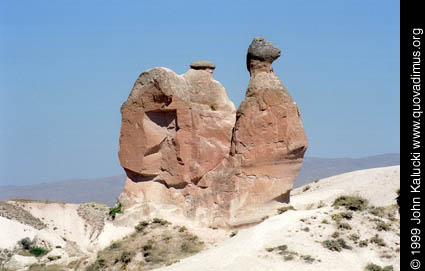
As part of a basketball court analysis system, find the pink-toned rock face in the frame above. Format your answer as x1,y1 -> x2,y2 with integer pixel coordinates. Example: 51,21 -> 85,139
118,65 -> 236,188
118,39 -> 308,227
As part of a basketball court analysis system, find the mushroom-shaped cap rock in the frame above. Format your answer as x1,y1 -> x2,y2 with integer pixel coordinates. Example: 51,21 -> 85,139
247,37 -> 281,63
190,60 -> 216,70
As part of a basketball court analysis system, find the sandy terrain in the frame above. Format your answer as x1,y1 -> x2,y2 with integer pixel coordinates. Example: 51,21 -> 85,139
155,166 -> 400,271
0,166 -> 399,270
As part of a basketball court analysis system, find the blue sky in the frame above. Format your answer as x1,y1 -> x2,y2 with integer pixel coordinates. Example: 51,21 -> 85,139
0,0 -> 400,185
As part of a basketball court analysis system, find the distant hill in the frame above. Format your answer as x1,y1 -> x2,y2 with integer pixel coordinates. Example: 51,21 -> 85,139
0,154 -> 399,205
0,175 -> 126,206
294,153 -> 400,187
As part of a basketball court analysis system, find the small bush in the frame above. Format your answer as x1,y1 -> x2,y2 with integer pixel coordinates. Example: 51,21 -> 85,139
370,234 -> 386,247
276,245 -> 288,253
109,202 -> 122,220
135,220 -> 149,232
322,238 -> 351,251
120,251 -> 133,264
284,255 -> 294,261
322,240 -> 342,251
348,234 -> 360,241
336,238 -> 352,249
321,219 -> 329,224
109,242 -> 119,249
365,263 -> 394,271
19,237 -> 33,250
331,213 -> 342,221
331,231 -> 340,238
337,222 -> 352,230
210,104 -> 216,111
339,211 -> 353,220
180,240 -> 201,254
277,205 -> 295,214
178,226 -> 187,232
369,206 -> 385,217
152,218 -> 170,225
143,239 -> 154,251
333,196 -> 368,211
303,185 -> 310,192
29,247 -> 48,257
229,231 -> 238,237
376,221 -> 391,231
359,240 -> 369,247
301,255 -> 315,263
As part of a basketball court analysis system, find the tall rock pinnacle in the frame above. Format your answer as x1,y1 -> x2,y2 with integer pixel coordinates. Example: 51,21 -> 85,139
117,38 -> 308,227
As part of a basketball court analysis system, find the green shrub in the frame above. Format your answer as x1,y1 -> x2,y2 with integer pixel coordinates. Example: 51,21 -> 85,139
210,104 -> 216,111
336,238 -> 352,249
29,247 -> 48,257
303,185 -> 310,192
109,202 -> 122,220
365,263 -> 394,271
333,196 -> 368,211
322,240 -> 342,251
322,238 -> 351,251
370,234 -> 386,247
229,231 -> 238,237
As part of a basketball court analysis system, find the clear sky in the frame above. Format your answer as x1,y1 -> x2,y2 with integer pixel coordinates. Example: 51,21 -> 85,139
0,0 -> 400,186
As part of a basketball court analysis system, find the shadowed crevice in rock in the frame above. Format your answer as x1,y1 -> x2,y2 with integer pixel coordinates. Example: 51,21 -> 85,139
273,191 -> 290,203
145,111 -> 177,129
124,169 -> 156,182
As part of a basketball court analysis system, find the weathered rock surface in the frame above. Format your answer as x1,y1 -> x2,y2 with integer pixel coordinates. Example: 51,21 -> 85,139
118,63 -> 236,188
118,38 -> 307,227
4,255 -> 37,270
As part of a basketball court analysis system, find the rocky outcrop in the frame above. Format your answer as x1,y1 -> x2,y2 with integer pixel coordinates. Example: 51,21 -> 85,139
118,61 -> 236,188
118,38 -> 307,227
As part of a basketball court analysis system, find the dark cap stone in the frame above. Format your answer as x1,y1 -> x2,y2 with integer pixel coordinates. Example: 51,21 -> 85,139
247,37 -> 281,63
190,60 -> 216,70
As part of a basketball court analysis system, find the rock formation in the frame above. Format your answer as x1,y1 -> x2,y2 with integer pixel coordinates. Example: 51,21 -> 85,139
118,38 -> 308,227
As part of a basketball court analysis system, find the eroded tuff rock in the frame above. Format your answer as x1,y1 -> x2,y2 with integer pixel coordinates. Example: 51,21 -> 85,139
118,38 -> 307,227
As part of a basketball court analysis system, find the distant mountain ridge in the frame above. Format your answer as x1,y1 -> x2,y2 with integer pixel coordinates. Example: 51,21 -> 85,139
0,153 -> 399,206
294,153 -> 400,187
0,175 -> 125,206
